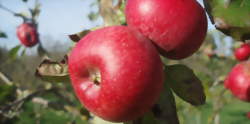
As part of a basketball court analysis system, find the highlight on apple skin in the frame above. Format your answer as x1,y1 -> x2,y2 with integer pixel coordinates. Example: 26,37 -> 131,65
16,23 -> 39,47
68,26 -> 164,122
224,61 -> 250,102
125,0 -> 208,60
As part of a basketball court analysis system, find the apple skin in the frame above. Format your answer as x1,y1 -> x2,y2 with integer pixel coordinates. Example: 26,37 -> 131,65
234,43 -> 250,61
125,0 -> 208,59
224,61 -> 250,102
16,23 -> 39,47
68,26 -> 163,122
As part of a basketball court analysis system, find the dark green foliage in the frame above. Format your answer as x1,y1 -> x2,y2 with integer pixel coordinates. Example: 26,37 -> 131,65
206,0 -> 250,41
0,32 -> 7,38
0,84 -> 16,105
165,64 -> 206,106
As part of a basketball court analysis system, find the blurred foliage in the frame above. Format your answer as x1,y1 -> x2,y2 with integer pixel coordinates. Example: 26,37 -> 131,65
0,84 -> 16,105
88,12 -> 99,21
205,0 -> 250,41
9,45 -> 22,60
0,42 -> 89,123
0,31 -> 7,38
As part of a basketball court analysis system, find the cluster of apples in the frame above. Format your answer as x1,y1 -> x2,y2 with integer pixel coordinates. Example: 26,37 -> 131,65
224,43 -> 250,103
16,22 -> 39,47
68,0 -> 207,122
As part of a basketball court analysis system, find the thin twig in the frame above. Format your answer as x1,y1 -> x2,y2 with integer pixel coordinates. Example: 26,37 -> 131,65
99,0 -> 119,26
0,87 -> 57,114
0,71 -> 12,85
0,4 -> 16,14
0,3 -> 29,21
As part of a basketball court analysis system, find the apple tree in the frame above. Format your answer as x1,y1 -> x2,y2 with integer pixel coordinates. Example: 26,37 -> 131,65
0,0 -> 250,124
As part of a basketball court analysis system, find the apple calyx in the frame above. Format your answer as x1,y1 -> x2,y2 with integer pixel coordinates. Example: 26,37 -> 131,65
89,68 -> 101,85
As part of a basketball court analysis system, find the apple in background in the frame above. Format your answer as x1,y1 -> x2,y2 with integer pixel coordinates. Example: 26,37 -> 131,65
247,112 -> 250,119
234,43 -> 250,61
16,23 -> 39,47
224,61 -> 250,102
125,0 -> 207,60
68,26 -> 163,122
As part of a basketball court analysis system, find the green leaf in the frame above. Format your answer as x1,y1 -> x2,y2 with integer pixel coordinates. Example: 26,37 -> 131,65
88,12 -> 99,21
17,101 -> 88,124
0,32 -> 7,38
165,64 -> 206,106
0,84 -> 16,105
125,80 -> 180,124
205,0 -> 250,41
9,45 -> 21,59
35,57 -> 70,83
152,83 -> 180,124
69,30 -> 91,42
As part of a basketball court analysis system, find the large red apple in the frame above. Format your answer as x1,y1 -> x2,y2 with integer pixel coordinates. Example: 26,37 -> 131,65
224,61 -> 250,102
125,0 -> 208,59
234,43 -> 250,61
68,26 -> 163,122
16,23 -> 39,47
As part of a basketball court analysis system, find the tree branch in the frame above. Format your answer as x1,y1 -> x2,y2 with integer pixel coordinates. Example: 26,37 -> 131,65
0,4 -> 16,14
99,0 -> 119,26
0,72 -> 12,85
0,4 -> 30,22
0,87 -> 57,115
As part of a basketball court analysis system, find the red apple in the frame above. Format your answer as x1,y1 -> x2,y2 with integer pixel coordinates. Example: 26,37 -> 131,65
247,112 -> 250,119
224,61 -> 250,102
16,23 -> 39,47
125,0 -> 208,59
68,26 -> 163,122
234,43 -> 250,61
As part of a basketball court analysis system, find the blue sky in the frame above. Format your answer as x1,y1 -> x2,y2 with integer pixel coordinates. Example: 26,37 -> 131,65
0,0 -> 102,49
0,0 -> 216,51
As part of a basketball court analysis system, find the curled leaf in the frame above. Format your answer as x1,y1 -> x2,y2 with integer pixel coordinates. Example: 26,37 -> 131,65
205,0 -> 250,41
69,30 -> 91,42
35,56 -> 70,83
165,64 -> 206,106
